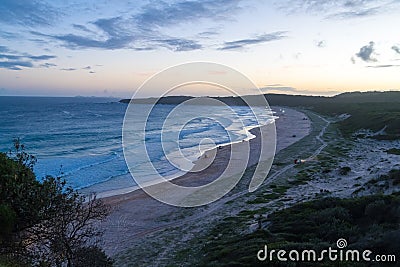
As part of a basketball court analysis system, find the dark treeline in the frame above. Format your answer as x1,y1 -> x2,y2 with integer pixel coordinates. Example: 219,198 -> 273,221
120,91 -> 400,106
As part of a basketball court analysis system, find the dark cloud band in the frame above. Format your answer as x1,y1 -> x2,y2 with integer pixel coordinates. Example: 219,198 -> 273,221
219,32 -> 287,51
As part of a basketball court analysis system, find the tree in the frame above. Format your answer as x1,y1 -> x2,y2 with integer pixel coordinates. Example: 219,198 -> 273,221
0,139 -> 41,233
0,140 -> 112,266
25,177 -> 110,266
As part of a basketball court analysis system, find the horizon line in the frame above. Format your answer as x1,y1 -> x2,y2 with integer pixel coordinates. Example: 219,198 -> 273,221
1,89 -> 400,99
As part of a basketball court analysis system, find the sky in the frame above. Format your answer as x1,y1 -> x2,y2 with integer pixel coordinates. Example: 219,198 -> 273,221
0,0 -> 399,97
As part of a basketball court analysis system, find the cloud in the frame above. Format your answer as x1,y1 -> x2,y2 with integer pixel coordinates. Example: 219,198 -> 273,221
326,7 -> 379,19
83,66 -> 96,73
135,0 -> 241,29
0,46 -> 12,53
32,28 -> 136,50
0,30 -> 19,39
355,41 -> 377,62
0,61 -> 33,70
33,18 -> 204,51
40,62 -> 57,68
197,31 -> 219,38
265,84 -> 284,87
392,45 -> 400,54
260,85 -> 340,96
0,53 -> 55,61
155,38 -> 202,51
261,86 -> 298,92
367,64 -> 400,68
279,0 -> 396,19
0,54 -> 22,60
28,55 -> 56,61
60,68 -> 77,71
0,45 -> 56,70
31,15 -> 141,50
38,29 -> 204,52
0,0 -> 60,26
219,32 -> 287,50
316,40 -> 326,48
72,24 -> 97,35
30,0 -> 243,52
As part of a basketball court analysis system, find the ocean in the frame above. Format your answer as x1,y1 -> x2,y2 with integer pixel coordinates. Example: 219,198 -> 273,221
0,96 -> 273,194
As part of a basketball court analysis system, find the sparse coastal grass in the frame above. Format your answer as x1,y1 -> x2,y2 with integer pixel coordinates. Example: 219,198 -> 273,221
196,194 -> 400,267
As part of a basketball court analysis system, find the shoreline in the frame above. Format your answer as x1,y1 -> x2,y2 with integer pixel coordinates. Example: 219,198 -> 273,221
81,113 -> 278,199
100,106 -> 310,205
94,122 -> 269,199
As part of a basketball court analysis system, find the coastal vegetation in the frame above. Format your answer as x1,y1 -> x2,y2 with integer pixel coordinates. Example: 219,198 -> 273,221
0,140 -> 112,267
198,194 -> 400,266
114,92 -> 400,266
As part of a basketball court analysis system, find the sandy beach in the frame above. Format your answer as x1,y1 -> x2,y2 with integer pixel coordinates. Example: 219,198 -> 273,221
99,107 -> 311,255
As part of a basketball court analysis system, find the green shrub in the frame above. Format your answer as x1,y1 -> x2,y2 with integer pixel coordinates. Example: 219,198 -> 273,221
0,204 -> 15,243
386,148 -> 400,155
339,166 -> 351,175
72,246 -> 114,267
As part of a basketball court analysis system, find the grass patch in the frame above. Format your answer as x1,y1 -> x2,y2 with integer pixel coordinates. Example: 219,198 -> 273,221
238,207 -> 269,218
271,185 -> 289,194
246,193 -> 280,204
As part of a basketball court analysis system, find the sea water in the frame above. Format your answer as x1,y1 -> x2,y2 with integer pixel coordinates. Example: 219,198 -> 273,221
0,96 -> 274,194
